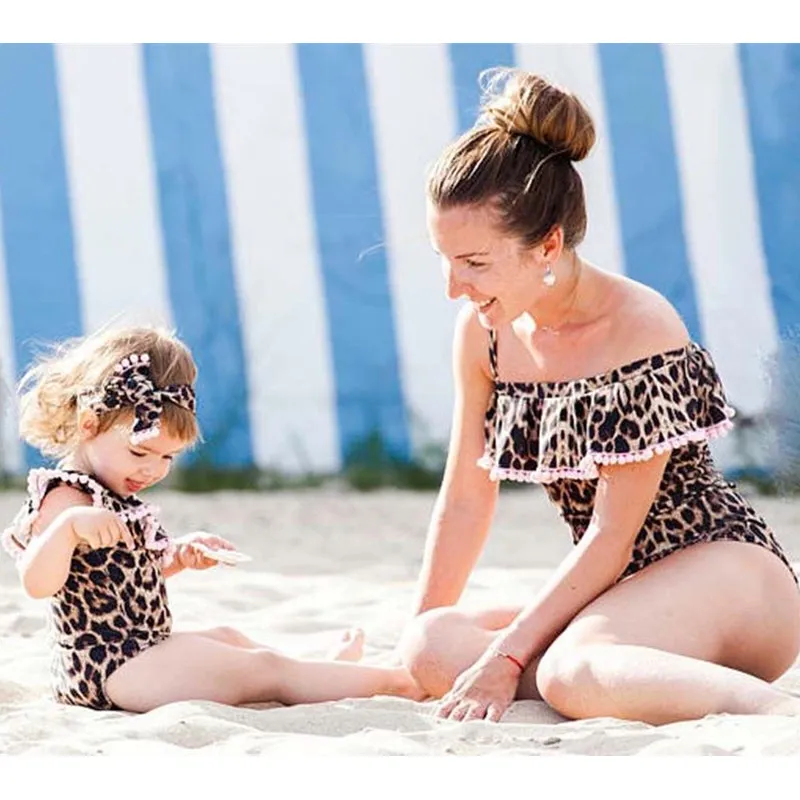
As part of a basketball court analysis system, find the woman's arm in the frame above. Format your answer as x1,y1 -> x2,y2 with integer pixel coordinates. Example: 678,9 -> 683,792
434,453 -> 671,721
411,306 -> 499,615
489,452 -> 670,665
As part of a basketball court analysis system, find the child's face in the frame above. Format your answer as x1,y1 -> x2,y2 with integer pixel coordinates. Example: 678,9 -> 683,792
76,416 -> 188,497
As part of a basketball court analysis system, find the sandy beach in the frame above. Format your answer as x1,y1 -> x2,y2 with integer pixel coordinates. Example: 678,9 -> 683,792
2,483 -> 800,756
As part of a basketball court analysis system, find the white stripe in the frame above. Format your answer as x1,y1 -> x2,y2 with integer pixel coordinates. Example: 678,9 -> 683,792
55,44 -> 173,332
663,44 -> 779,416
514,44 -> 625,275
364,44 -> 461,452
0,192 -> 22,472
211,44 -> 339,473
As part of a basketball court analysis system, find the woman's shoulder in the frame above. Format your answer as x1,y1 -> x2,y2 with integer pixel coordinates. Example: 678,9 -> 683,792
607,277 -> 691,364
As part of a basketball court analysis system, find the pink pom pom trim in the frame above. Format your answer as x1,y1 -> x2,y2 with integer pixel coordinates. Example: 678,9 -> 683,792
1,467 -> 172,558
478,418 -> 735,484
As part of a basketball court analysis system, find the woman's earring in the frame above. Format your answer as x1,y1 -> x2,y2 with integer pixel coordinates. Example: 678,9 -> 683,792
543,264 -> 556,287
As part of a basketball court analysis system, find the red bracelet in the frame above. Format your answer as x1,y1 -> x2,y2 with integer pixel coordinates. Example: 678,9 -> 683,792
494,650 -> 526,673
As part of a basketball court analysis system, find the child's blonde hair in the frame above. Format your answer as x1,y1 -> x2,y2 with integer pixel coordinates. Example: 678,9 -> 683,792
19,325 -> 200,459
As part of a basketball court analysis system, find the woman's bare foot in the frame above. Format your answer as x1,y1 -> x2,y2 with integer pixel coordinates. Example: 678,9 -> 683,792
327,628 -> 365,662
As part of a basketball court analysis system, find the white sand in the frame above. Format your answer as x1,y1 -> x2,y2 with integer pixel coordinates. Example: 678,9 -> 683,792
2,484 -> 800,756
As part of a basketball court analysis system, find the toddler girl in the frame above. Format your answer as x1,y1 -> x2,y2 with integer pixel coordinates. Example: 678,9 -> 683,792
2,326 -> 421,712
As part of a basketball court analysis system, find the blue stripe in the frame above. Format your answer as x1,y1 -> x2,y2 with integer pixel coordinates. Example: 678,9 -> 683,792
0,44 -> 83,467
142,44 -> 254,468
598,44 -> 703,343
449,44 -> 517,132
738,44 -> 800,340
295,44 -> 410,464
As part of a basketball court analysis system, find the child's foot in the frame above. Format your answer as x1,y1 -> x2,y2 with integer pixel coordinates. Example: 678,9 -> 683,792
327,628 -> 365,662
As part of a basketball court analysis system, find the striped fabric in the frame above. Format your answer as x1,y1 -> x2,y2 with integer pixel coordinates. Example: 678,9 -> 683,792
0,44 -> 797,475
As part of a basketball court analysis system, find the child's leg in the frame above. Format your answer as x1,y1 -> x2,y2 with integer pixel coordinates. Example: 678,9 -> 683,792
104,632 -> 421,713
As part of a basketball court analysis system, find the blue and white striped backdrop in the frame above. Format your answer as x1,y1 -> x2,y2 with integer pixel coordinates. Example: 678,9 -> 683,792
0,43 -> 798,475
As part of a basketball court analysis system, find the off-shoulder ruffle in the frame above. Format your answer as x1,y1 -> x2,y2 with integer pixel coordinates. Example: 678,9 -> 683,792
2,467 -> 173,563
479,342 -> 736,484
1,468 -> 106,558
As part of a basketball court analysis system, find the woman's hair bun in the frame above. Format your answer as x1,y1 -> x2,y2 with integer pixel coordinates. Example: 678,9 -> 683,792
479,67 -> 596,161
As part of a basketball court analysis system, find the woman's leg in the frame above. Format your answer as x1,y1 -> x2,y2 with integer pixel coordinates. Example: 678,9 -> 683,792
105,632 -> 420,713
401,542 -> 800,723
534,541 -> 800,723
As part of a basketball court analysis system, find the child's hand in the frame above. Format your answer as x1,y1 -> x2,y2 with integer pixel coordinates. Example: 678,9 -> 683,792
172,532 -> 238,571
68,507 -> 135,550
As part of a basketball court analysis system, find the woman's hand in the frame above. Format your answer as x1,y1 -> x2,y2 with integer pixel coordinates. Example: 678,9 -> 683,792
172,532 -> 237,571
435,651 -> 522,722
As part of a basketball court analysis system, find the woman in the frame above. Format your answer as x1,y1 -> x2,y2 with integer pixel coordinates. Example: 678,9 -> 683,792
397,68 -> 800,724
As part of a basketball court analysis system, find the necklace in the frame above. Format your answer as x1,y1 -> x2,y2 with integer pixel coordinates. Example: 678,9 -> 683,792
536,322 -> 563,335
534,290 -> 579,336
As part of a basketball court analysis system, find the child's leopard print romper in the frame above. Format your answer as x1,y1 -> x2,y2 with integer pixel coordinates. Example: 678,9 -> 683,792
2,468 -> 174,709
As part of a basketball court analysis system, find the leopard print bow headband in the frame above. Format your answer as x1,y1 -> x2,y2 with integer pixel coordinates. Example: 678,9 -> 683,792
79,353 -> 196,444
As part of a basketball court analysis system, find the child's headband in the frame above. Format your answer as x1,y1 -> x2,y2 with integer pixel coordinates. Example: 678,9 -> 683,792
79,353 -> 196,444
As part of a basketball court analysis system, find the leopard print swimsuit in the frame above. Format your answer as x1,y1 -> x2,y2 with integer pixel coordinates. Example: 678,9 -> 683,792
479,332 -> 796,583
2,468 -> 174,709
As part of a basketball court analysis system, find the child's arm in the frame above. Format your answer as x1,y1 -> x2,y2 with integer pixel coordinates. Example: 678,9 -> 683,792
161,549 -> 184,579
18,486 -> 134,599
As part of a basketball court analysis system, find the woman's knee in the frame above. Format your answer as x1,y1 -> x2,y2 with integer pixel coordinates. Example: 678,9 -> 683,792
398,608 -> 468,684
399,608 -> 461,662
535,639 -> 606,719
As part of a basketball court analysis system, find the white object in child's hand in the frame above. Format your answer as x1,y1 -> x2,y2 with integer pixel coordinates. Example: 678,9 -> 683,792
192,542 -> 253,566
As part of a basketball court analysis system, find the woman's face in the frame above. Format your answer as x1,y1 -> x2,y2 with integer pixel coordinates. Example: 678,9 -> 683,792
427,201 -> 546,329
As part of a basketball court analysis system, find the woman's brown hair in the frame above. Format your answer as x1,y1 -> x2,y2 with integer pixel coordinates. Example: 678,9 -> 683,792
427,67 -> 596,249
